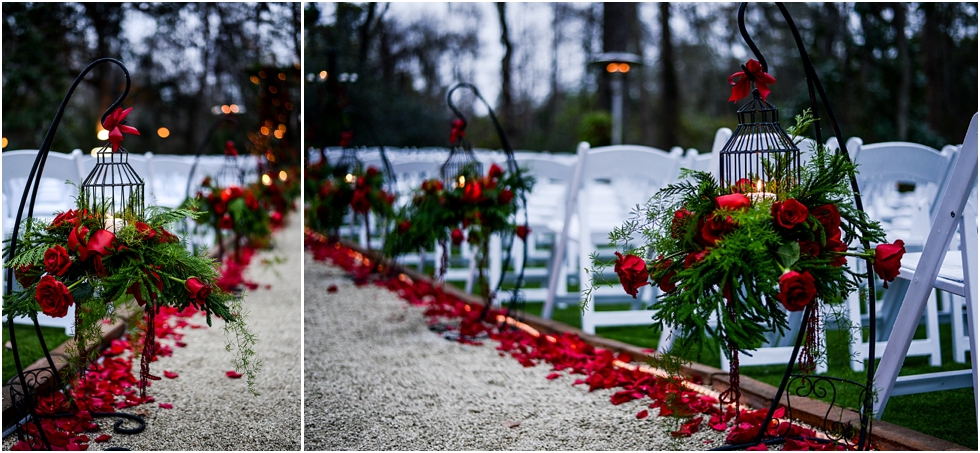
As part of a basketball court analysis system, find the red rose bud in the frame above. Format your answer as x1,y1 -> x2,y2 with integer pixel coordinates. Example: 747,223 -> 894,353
811,204 -> 841,233
873,239 -> 906,287
366,167 -> 379,179
219,215 -> 234,229
488,163 -> 504,179
498,189 -> 514,204
715,193 -> 751,211
462,180 -> 483,203
43,245 -> 72,276
798,240 -> 820,257
158,227 -> 180,244
86,229 -> 117,258
35,275 -> 74,318
15,264 -> 38,287
224,140 -> 238,157
614,252 -> 649,299
350,189 -> 370,214
776,270 -> 817,312
700,214 -> 736,246
68,224 -> 90,259
654,257 -> 676,293
684,250 -> 709,269
185,277 -> 212,306
824,235 -> 848,267
201,176 -> 212,187
48,209 -> 79,230
398,220 -> 411,233
732,178 -> 753,193
126,269 -> 163,307
245,193 -> 259,210
451,228 -> 464,245
771,198 -> 809,229
671,208 -> 693,238
270,211 -> 283,227
135,221 -> 156,240
516,225 -> 530,241
384,192 -> 396,206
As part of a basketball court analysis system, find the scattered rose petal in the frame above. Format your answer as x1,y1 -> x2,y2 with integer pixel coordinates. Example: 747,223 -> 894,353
327,284 -> 338,293
636,410 -> 649,419
747,443 -> 768,451
545,373 -> 561,380
163,371 -> 179,379
158,403 -> 173,409
226,370 -> 243,379
501,420 -> 521,428
94,434 -> 111,443
175,341 -> 187,348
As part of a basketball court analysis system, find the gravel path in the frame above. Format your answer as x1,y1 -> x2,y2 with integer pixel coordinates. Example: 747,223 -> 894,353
304,254 -> 726,451
98,218 -> 303,450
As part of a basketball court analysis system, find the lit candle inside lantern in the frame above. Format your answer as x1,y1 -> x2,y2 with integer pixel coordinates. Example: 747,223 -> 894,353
344,173 -> 354,184
104,214 -> 125,233
457,175 -> 466,188
748,179 -> 776,204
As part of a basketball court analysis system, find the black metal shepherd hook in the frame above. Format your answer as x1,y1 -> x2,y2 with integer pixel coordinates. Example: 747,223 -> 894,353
446,83 -> 530,322
711,3 -> 877,450
4,57 -> 146,451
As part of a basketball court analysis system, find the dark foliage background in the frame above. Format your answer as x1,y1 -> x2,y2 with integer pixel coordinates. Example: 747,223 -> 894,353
307,2 -> 977,154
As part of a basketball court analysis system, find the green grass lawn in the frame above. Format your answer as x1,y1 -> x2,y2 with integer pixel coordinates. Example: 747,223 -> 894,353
2,323 -> 72,384
520,301 -> 977,449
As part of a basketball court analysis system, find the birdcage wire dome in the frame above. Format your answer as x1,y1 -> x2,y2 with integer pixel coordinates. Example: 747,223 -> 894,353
215,154 -> 246,188
80,145 -> 145,228
440,139 -> 482,189
718,90 -> 800,199
334,146 -> 364,178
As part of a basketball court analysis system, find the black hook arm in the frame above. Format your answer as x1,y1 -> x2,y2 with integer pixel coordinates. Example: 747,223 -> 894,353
184,114 -> 241,198
447,83 -> 517,173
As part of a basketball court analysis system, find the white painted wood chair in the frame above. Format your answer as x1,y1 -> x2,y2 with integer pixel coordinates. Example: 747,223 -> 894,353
574,143 -> 685,334
872,113 -> 978,419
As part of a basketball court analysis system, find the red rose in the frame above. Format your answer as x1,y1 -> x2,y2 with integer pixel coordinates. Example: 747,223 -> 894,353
270,211 -> 283,228
451,228 -> 464,245
126,268 -> 163,307
421,179 -> 443,194
157,227 -> 180,244
245,193 -> 259,210
671,208 -> 693,239
811,204 -> 841,232
49,209 -> 79,230
15,264 -> 38,287
462,180 -> 483,203
185,277 -> 212,306
214,201 -> 228,215
350,189 -> 370,214
366,167 -> 379,179
516,225 -> 530,241
43,245 -> 72,276
219,215 -> 234,230
715,193 -> 751,211
498,189 -> 514,204
824,235 -> 848,267
482,176 -> 498,190
732,178 -> 753,194
319,180 -> 335,197
201,177 -> 212,187
798,240 -> 820,257
776,270 -> 817,312
654,257 -> 676,293
384,192 -> 396,206
398,220 -> 411,233
85,229 -> 117,258
684,250 -> 709,269
68,224 -> 90,259
700,214 -> 736,246
135,222 -> 156,240
35,275 -> 74,318
873,239 -> 906,286
487,163 -> 504,179
771,199 -> 809,229
614,252 -> 649,299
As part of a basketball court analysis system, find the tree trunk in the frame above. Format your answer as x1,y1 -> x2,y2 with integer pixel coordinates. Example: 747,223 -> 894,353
357,3 -> 376,69
658,3 -> 679,148
892,3 -> 910,140
496,2 -> 515,138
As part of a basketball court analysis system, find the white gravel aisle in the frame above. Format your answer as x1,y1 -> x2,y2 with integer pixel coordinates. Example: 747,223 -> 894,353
303,252 -> 723,451
102,218 -> 303,450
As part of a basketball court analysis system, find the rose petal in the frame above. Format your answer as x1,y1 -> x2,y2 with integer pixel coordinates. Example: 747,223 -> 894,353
94,434 -> 111,443
545,373 -> 561,380
327,285 -> 338,293
226,371 -> 243,379
163,371 -> 179,379
636,410 -> 649,419
158,403 -> 173,409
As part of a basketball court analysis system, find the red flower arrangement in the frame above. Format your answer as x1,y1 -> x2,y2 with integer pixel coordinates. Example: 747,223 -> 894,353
305,163 -> 395,247
188,178 -> 272,255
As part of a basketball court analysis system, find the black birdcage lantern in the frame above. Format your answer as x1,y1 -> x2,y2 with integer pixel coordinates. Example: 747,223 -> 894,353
440,118 -> 482,189
719,89 -> 800,200
80,145 -> 146,230
215,140 -> 246,188
334,146 -> 364,179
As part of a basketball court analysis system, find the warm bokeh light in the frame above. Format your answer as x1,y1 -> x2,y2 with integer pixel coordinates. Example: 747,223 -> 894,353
260,126 -> 270,136
285,102 -> 293,111
278,72 -> 286,81
273,130 -> 284,139
272,98 -> 281,106
1,137 -> 7,149
345,174 -> 354,183
278,170 -> 287,181
261,174 -> 273,186
319,71 -> 327,80
458,175 -> 466,187
269,86 -> 278,94
606,63 -> 618,73
230,104 -> 240,113
258,71 -> 267,79
278,124 -> 286,132
157,127 -> 170,138
97,130 -> 110,141
221,105 -> 231,114
618,63 -> 630,73
250,75 -> 260,84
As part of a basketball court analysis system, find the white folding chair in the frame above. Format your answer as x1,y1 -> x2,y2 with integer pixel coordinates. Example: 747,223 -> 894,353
873,113 -> 978,419
575,144 -> 684,334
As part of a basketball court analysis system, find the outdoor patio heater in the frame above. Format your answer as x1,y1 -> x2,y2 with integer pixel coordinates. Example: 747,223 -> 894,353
710,3 -> 877,451
4,58 -> 146,451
